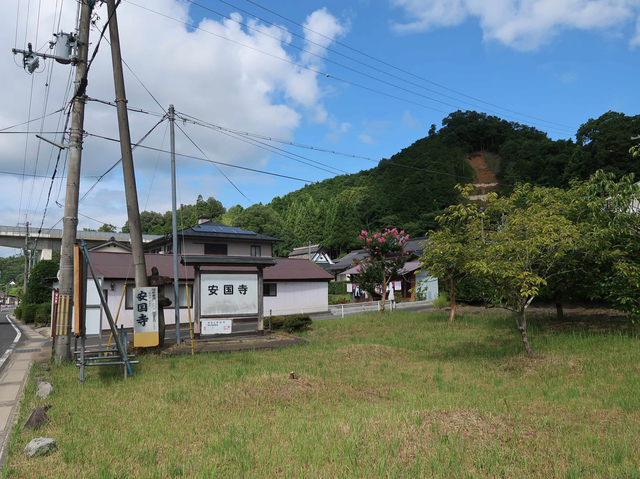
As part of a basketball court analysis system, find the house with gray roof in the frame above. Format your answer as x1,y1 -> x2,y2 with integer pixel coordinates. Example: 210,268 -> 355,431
144,217 -> 282,257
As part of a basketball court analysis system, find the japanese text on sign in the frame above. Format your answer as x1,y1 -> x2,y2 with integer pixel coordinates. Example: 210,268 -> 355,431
200,273 -> 258,316
133,287 -> 159,333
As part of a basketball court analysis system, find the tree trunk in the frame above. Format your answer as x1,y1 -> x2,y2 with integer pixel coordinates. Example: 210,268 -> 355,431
515,309 -> 533,356
380,277 -> 387,312
555,290 -> 564,320
449,276 -> 456,323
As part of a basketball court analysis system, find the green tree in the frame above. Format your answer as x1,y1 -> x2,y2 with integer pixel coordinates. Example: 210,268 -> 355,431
222,203 -> 295,257
580,171 -> 640,316
353,228 -> 410,312
419,185 -> 482,322
23,259 -> 59,305
474,185 -> 587,355
98,223 -> 117,233
564,111 -> 640,183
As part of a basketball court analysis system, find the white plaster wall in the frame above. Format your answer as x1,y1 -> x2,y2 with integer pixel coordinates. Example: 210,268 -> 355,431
99,280 -> 194,331
181,240 -> 272,256
415,271 -> 438,300
98,279 -> 328,331
264,281 -> 329,316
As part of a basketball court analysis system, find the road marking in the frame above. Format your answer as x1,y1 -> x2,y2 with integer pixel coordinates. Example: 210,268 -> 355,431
0,315 -> 21,370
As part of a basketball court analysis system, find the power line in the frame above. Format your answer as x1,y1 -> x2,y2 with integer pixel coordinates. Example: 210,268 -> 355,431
200,123 -> 349,176
175,122 -> 252,203
242,0 -> 578,132
85,132 -> 314,183
0,108 -> 65,132
77,116 -> 168,204
124,0 -> 452,116
185,0 -> 576,134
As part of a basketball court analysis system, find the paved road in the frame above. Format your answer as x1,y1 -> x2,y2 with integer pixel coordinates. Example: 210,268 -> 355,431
0,308 -> 22,376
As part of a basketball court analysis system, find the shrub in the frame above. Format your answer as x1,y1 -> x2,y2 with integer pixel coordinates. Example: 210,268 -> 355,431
328,281 -> 349,295
265,315 -> 285,330
35,303 -> 51,325
21,303 -> 39,324
329,294 -> 350,305
433,292 -> 450,309
283,314 -> 312,333
14,304 -> 23,320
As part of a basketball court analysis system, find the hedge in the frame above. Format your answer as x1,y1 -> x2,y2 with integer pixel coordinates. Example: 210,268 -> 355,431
328,281 -> 349,295
264,313 -> 312,332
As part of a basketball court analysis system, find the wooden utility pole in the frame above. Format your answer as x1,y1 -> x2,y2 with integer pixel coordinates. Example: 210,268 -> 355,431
23,222 -> 30,294
105,0 -> 148,289
169,105 -> 181,344
55,0 -> 93,362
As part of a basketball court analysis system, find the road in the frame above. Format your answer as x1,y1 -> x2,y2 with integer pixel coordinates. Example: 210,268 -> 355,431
0,308 -> 22,376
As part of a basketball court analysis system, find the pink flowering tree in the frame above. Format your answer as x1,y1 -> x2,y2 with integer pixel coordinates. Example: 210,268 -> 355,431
353,229 -> 410,312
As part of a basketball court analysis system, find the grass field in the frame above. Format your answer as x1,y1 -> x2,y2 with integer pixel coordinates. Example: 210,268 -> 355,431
4,308 -> 640,478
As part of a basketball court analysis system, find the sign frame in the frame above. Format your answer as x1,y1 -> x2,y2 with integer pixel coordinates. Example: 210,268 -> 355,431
133,286 -> 159,347
199,272 -> 259,319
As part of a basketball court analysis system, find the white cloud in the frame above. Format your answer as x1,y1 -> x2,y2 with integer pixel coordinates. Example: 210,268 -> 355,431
560,71 -> 578,83
402,110 -> 421,129
302,8 -> 350,64
631,16 -> 640,48
358,134 -> 375,144
1,1 -> 346,234
391,0 -> 640,50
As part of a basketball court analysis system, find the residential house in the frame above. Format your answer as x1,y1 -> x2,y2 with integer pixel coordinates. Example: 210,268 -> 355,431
80,219 -> 332,334
288,244 -> 334,270
144,217 -> 281,257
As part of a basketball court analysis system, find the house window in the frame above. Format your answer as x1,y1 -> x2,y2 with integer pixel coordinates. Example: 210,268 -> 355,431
264,283 -> 277,297
204,243 -> 227,255
251,245 -> 261,257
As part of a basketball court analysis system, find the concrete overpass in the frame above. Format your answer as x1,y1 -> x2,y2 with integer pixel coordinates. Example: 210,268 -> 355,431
0,226 -> 162,259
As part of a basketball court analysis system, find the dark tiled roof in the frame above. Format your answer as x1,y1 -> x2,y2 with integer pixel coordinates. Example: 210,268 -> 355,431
403,236 -> 428,257
88,236 -> 132,252
145,221 -> 282,249
88,252 -> 331,282
288,244 -> 326,258
324,249 -> 368,273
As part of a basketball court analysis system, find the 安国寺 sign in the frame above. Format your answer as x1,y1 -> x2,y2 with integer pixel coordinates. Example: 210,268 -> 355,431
133,286 -> 159,347
200,273 -> 258,317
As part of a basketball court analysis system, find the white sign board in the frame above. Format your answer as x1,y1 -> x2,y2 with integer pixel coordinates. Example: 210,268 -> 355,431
133,287 -> 159,347
201,319 -> 232,335
200,273 -> 258,316
85,276 -> 103,336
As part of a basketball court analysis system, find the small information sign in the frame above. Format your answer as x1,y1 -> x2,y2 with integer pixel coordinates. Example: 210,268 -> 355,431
133,286 -> 159,347
201,319 -> 232,335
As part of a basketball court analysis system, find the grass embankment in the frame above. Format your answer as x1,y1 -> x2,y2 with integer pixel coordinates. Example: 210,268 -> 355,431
4,309 -> 640,478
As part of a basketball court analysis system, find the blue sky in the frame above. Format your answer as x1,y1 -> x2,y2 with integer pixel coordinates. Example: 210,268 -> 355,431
1,0 -> 639,255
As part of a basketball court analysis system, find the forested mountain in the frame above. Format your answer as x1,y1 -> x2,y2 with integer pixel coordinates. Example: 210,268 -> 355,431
127,110 -> 640,257
270,110 -> 640,238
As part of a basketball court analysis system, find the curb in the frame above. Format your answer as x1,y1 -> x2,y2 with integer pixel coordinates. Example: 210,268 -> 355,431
0,314 -> 51,474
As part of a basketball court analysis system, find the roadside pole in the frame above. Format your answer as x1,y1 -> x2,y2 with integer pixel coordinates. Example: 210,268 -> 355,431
55,0 -> 93,363
169,105 -> 181,344
105,0 -> 148,289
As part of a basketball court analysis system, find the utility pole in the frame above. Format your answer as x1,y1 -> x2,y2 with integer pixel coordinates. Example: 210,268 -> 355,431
169,105 -> 181,345
55,0 -> 93,362
105,0 -> 148,288
23,222 -> 30,294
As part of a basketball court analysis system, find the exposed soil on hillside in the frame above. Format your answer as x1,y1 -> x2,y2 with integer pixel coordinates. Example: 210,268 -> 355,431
467,151 -> 499,185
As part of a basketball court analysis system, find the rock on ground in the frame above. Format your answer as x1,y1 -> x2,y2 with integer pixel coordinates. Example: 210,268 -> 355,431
36,381 -> 53,399
24,437 -> 56,458
23,406 -> 51,430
